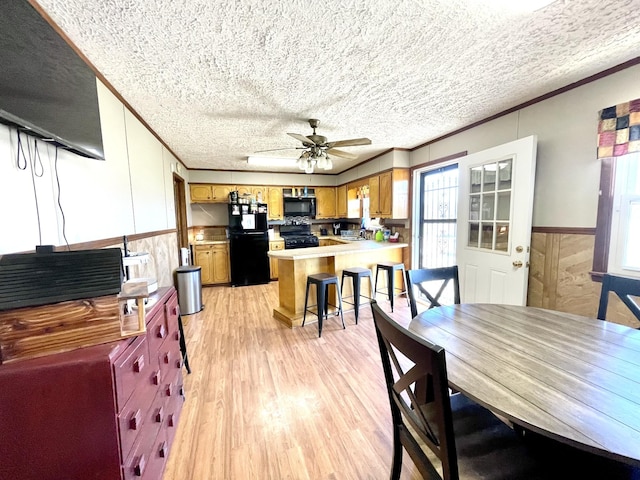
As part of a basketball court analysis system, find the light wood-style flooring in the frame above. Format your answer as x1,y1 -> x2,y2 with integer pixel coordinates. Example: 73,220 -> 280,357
163,281 -> 421,479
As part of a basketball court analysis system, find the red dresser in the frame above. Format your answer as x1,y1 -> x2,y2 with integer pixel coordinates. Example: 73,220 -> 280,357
0,286 -> 185,480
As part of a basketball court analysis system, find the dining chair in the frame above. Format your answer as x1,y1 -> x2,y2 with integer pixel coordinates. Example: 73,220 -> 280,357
597,273 -> 640,327
370,300 -> 640,480
405,266 -> 461,318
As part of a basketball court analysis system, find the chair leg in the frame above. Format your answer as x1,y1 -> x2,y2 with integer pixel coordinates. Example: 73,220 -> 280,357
317,282 -> 325,337
390,424 -> 403,480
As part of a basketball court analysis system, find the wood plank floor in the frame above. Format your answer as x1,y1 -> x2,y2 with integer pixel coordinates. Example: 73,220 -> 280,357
163,281 -> 421,479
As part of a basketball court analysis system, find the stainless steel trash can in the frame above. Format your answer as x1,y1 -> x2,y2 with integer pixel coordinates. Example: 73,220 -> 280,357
176,266 -> 203,314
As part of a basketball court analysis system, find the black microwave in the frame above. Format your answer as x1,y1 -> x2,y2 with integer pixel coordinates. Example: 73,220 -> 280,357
283,197 -> 316,218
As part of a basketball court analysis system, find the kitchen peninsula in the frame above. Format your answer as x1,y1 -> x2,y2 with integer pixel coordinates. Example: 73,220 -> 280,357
269,240 -> 408,327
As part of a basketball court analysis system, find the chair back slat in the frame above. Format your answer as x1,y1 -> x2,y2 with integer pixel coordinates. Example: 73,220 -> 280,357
406,267 -> 461,318
597,273 -> 640,325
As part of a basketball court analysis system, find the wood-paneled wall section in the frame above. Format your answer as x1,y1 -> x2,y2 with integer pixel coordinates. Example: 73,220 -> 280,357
528,232 -> 638,328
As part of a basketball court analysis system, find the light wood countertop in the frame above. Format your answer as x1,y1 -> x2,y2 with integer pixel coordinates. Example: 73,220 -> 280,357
268,240 -> 407,260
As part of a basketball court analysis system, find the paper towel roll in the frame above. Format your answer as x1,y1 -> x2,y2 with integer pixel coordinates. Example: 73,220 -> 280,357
180,247 -> 190,266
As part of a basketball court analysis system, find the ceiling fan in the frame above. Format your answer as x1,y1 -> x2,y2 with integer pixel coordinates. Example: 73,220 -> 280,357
255,118 -> 371,173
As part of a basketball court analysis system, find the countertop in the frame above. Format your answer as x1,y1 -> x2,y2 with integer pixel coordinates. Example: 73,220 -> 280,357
268,240 -> 407,260
192,240 -> 229,245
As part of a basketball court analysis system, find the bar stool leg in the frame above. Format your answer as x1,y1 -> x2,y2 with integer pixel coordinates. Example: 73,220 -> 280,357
388,268 -> 395,312
317,282 -> 325,337
352,273 -> 361,324
335,281 -> 345,329
302,278 -> 310,327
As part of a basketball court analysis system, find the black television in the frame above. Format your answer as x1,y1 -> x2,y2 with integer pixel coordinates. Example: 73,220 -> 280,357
0,0 -> 104,160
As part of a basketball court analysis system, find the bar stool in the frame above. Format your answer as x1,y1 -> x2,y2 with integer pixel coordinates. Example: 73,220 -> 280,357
302,273 -> 345,337
340,267 -> 373,324
374,262 -> 409,312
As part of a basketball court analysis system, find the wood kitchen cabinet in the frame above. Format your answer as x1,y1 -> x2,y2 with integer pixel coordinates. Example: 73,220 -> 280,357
190,184 -> 213,202
236,185 -> 269,203
267,187 -> 283,220
190,184 -> 233,203
0,287 -> 184,480
368,169 -> 409,219
315,187 -> 337,219
195,243 -> 230,285
269,239 -> 284,279
336,184 -> 347,218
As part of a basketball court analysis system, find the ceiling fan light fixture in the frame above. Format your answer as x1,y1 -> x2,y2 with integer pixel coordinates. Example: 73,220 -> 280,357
323,157 -> 333,170
304,160 -> 315,174
247,156 -> 298,167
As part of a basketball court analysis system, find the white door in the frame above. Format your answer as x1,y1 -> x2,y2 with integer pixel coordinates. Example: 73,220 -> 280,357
456,135 -> 537,305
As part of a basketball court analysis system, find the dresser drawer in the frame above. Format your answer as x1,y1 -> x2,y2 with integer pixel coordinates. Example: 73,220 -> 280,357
122,391 -> 164,480
113,335 -> 152,409
117,370 -> 160,461
143,429 -> 168,480
146,307 -> 168,355
163,372 -> 185,451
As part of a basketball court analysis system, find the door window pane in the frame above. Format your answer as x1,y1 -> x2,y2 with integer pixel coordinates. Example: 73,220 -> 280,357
498,159 -> 512,190
481,193 -> 495,220
470,166 -> 482,193
468,222 -> 479,247
496,192 -> 510,220
496,223 -> 509,252
483,165 -> 496,192
480,223 -> 494,249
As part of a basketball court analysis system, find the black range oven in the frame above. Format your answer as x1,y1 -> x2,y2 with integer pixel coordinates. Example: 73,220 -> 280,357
280,224 -> 319,249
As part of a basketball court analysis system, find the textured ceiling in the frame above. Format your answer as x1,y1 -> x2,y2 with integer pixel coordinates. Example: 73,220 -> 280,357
32,0 -> 640,174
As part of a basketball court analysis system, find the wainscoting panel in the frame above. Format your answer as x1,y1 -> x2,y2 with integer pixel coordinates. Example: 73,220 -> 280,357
528,231 -> 637,328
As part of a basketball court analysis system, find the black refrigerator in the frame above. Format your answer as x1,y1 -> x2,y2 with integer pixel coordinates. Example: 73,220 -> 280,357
228,203 -> 270,286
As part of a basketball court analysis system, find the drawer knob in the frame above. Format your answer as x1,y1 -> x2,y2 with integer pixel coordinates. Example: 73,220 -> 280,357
156,324 -> 166,339
129,409 -> 141,430
133,355 -> 145,373
166,383 -> 173,396
155,407 -> 164,423
152,370 -> 161,385
159,441 -> 167,458
134,454 -> 146,476
168,413 -> 175,427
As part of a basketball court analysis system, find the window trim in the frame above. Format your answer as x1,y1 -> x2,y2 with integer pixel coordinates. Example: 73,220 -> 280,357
591,158 -> 616,281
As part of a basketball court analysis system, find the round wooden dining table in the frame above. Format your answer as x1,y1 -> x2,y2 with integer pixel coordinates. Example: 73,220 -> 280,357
408,303 -> 640,467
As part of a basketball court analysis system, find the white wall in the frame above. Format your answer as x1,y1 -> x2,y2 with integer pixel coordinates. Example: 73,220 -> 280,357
0,80 -> 184,255
410,64 -> 640,228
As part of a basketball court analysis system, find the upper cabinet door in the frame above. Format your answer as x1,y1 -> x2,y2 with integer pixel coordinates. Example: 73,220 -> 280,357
315,187 -> 336,219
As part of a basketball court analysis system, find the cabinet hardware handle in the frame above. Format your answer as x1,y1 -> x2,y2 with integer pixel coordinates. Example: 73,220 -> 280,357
133,355 -> 144,372
168,413 -> 175,427
159,441 -> 167,458
153,370 -> 161,385
164,352 -> 170,364
155,407 -> 164,423
166,383 -> 173,396
129,409 -> 141,430
134,454 -> 146,476
157,324 -> 166,339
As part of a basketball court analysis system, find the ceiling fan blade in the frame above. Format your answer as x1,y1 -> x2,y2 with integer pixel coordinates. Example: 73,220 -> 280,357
327,137 -> 371,148
326,148 -> 358,160
287,132 -> 315,145
254,147 -> 300,153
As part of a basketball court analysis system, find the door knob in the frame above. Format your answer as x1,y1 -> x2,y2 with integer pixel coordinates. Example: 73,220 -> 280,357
512,260 -> 523,268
